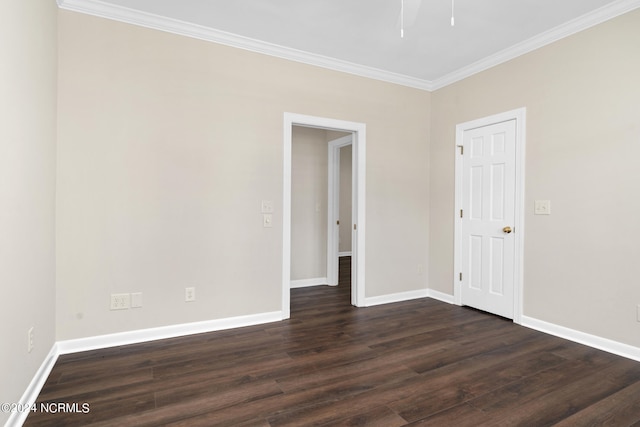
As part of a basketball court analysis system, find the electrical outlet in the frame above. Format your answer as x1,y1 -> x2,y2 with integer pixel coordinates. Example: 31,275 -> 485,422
131,292 -> 143,308
28,327 -> 34,353
185,287 -> 196,302
110,293 -> 130,310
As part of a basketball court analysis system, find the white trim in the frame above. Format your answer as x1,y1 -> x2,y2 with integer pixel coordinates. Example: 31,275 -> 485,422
454,108 -> 526,324
7,345 -> 60,427
56,0 -> 431,91
11,306 -> 639,427
513,111 -> 527,324
338,251 -> 353,257
290,277 -> 329,288
57,0 -> 640,92
327,139 -> 339,287
56,311 -> 282,355
284,113 -> 366,318
522,315 -> 640,363
365,289 -> 429,307
432,0 -> 640,90
427,289 -> 456,305
8,310 -> 279,426
327,135 -> 353,287
282,121 -> 293,319
351,125 -> 366,308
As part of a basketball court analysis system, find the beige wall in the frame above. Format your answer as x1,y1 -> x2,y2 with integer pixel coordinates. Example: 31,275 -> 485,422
5,4 -> 640,411
430,9 -> 640,347
0,0 -> 57,422
291,126 -> 328,281
290,127 -> 352,282
339,145 -> 353,254
56,10 -> 431,340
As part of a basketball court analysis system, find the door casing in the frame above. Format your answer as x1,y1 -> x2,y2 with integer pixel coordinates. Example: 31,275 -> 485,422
327,135 -> 353,290
453,108 -> 526,324
283,113 -> 366,319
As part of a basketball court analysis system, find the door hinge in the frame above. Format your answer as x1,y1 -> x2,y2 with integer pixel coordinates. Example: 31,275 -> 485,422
353,224 -> 357,230
336,220 -> 340,225
460,209 -> 463,218
459,272 -> 463,281
457,145 -> 464,155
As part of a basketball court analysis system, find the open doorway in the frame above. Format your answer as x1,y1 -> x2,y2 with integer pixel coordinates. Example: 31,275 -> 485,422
282,113 -> 366,319
289,127 -> 348,289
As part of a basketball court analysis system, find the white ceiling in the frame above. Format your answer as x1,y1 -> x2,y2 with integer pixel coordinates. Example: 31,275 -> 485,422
59,0 -> 640,90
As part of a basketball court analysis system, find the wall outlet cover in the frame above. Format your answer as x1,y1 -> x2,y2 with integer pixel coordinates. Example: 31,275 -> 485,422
110,293 -> 130,310
28,327 -> 34,353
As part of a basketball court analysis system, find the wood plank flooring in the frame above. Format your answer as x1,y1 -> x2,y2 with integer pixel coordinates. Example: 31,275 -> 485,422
25,258 -> 640,426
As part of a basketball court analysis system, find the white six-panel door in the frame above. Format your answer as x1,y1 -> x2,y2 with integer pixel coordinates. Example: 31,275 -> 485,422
461,119 -> 517,318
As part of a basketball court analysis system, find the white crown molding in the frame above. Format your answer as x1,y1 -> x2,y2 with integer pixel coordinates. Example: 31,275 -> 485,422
56,0 -> 433,91
57,0 -> 640,92
432,0 -> 640,90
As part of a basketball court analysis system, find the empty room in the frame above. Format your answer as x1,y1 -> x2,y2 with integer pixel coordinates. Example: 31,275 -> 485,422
2,0 -> 640,425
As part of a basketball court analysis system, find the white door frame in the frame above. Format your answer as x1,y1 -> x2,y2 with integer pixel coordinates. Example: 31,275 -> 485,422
327,135 -> 353,288
453,107 -> 526,324
283,113 -> 366,319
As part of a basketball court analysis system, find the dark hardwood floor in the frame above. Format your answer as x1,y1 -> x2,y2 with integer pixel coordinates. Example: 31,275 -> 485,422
25,257 -> 640,426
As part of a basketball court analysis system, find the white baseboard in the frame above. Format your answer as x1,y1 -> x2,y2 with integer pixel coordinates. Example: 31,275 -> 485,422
364,288 -> 456,308
14,302 -> 640,427
521,315 -> 640,363
7,344 -> 60,427
56,311 -> 283,355
427,289 -> 456,305
365,289 -> 429,307
290,277 -> 328,289
422,290 -> 640,363
424,294 -> 640,363
338,252 -> 352,257
9,311 -> 282,426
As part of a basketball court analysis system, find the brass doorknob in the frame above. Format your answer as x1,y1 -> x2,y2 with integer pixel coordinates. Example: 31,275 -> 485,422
503,226 -> 513,234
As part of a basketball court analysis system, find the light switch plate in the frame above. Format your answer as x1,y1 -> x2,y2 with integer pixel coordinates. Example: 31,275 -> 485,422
261,200 -> 274,213
534,200 -> 551,215
185,287 -> 195,302
131,292 -> 142,308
